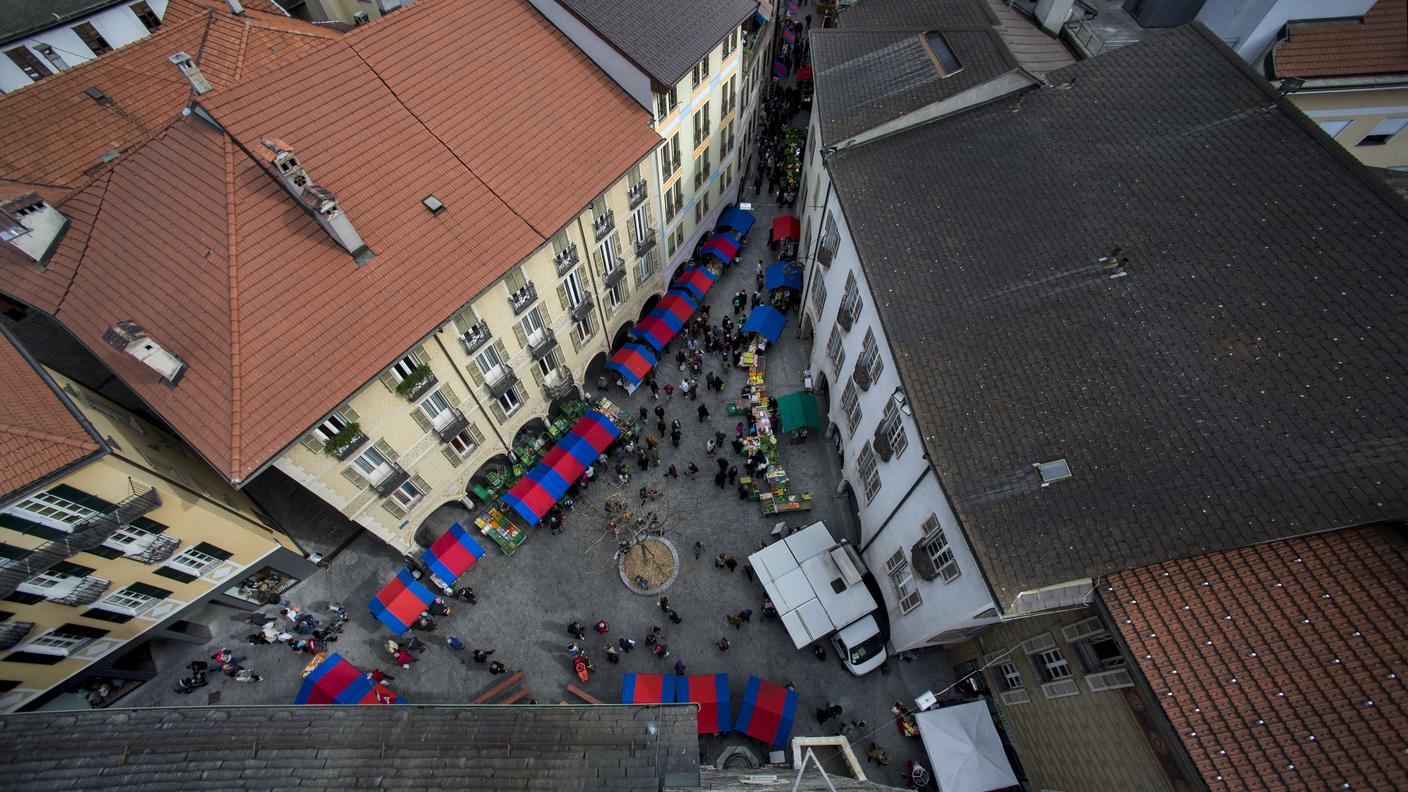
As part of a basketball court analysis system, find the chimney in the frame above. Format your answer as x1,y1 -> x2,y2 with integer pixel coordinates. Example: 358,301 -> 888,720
260,137 -> 373,265
1,194 -> 71,267
103,321 -> 187,385
225,0 -> 246,14
169,52 -> 213,95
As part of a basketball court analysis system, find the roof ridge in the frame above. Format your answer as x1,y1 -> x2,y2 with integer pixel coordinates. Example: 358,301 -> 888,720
232,14 -> 252,83
53,169 -> 114,312
223,132 -> 244,483
0,423 -> 102,453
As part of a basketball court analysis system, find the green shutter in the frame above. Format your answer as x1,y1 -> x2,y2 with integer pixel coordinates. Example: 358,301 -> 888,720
374,439 -> 398,461
0,514 -> 66,541
128,582 -> 172,599
466,363 -> 484,387
452,306 -> 476,334
512,322 -> 528,349
556,282 -> 570,311
378,371 -> 398,392
191,542 -> 232,561
154,566 -> 197,584
530,364 -> 544,387
85,545 -> 123,560
381,500 -> 406,520
440,382 -> 458,405
299,433 -> 322,453
491,339 -> 508,362
340,405 -> 360,422
489,399 -> 507,424
440,446 -> 462,468
52,561 -> 95,577
341,467 -> 368,490
132,517 -> 167,534
409,407 -> 432,433
468,423 -> 485,445
82,608 -> 133,624
48,484 -> 116,513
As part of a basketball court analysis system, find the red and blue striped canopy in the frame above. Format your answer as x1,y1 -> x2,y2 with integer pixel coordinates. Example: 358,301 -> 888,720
369,568 -> 436,634
631,316 -> 675,351
700,232 -> 740,264
786,0 -> 799,16
735,675 -> 798,747
683,674 -> 732,734
621,672 -> 678,704
632,291 -> 699,350
296,652 -> 403,705
605,341 -> 658,388
422,522 -> 485,587
782,27 -> 797,45
673,266 -> 718,301
502,410 -> 622,525
773,59 -> 787,78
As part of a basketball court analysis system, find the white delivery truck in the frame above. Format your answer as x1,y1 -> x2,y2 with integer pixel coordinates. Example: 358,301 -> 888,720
748,521 -> 887,675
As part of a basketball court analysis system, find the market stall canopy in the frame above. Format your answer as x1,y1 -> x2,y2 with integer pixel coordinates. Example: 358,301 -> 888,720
369,569 -> 436,635
296,652 -> 403,705
765,260 -> 804,291
621,672 -> 678,704
631,316 -> 675,351
742,305 -> 788,342
717,206 -> 756,236
632,290 -> 700,350
916,703 -> 1019,792
777,391 -> 822,432
422,522 -> 485,587
682,674 -> 732,734
700,232 -> 740,264
771,214 -> 800,242
797,65 -> 813,82
782,27 -> 797,45
735,676 -> 798,747
502,410 -> 622,525
673,266 -> 719,301
605,342 -> 659,389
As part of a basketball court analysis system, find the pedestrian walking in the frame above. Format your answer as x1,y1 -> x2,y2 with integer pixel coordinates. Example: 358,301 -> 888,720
867,744 -> 890,766
488,660 -> 506,674
667,608 -> 682,625
446,637 -> 465,651
595,619 -> 609,634
726,557 -> 739,573
653,644 -> 670,658
664,383 -> 674,400
687,461 -> 700,478
673,660 -> 687,675
706,437 -> 717,455
606,646 -> 620,664
717,457 -> 729,473
717,636 -> 731,652
727,465 -> 738,484
698,403 -> 710,422
668,464 -> 679,478
658,596 -> 670,611
694,540 -> 704,559
657,418 -> 667,436
742,563 -> 753,581
639,406 -> 648,422
650,381 -> 659,399
714,471 -> 726,488
727,614 -> 744,629
655,404 -> 666,420
618,637 -> 637,652
395,648 -> 415,668
568,621 -> 586,640
473,649 -> 494,663
671,428 -> 681,447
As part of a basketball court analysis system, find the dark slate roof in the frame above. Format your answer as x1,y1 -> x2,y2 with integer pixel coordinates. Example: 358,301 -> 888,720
0,704 -> 700,791
810,28 -> 1016,145
0,0 -> 125,45
557,0 -> 759,86
825,25 -> 1408,609
839,0 -> 996,30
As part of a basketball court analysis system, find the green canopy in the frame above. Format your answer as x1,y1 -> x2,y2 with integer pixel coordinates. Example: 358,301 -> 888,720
777,391 -> 822,432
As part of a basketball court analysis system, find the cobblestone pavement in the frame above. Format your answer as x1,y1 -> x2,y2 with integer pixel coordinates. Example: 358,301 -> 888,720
114,69 -> 955,789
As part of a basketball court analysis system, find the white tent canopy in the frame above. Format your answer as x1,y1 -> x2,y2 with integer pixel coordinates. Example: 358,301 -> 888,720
915,702 -> 1019,792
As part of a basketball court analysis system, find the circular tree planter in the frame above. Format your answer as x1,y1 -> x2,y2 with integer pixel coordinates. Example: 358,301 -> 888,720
618,537 -> 680,595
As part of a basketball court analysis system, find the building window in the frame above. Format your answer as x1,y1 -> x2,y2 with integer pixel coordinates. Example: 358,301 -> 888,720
860,329 -> 884,381
919,514 -> 958,582
858,442 -> 880,500
5,47 -> 52,81
101,587 -> 158,615
19,570 -> 78,593
167,546 -> 220,577
722,28 -> 738,57
10,491 -> 98,530
1358,116 -> 1408,146
1032,648 -> 1071,681
661,133 -> 680,178
879,400 -> 908,458
73,22 -> 112,55
841,272 -> 864,322
841,378 -> 861,431
420,390 -> 456,430
389,352 -> 422,382
1317,119 -> 1351,139
450,426 -> 480,458
103,522 -> 156,552
497,384 -> 523,416
25,628 -> 93,657
390,479 -> 423,509
353,446 -> 393,483
34,44 -> 67,72
631,205 -> 649,247
693,102 -> 710,147
314,415 -> 349,443
825,326 -> 844,372
655,86 -> 678,120
997,663 -> 1023,690
130,1 -> 162,32
666,182 -> 683,221
599,234 -> 619,276
819,212 -> 840,259
691,55 -> 710,88
1072,632 -> 1127,673
884,550 -> 921,614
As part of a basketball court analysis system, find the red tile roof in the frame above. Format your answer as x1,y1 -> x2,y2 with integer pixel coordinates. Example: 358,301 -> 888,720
1274,0 -> 1408,78
0,328 -> 102,501
17,0 -> 657,483
1103,525 -> 1408,791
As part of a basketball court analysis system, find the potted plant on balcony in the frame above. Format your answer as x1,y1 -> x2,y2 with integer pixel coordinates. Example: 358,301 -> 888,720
395,364 -> 435,398
322,421 -> 365,457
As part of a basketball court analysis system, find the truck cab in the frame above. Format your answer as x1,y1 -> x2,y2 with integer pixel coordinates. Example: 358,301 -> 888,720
832,615 -> 886,676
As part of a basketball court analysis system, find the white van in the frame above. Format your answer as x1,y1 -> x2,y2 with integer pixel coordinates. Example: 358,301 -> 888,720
832,615 -> 886,676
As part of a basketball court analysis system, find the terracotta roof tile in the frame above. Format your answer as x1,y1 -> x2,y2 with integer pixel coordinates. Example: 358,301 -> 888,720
0,328 -> 102,501
1102,525 -> 1408,791
1273,0 -> 1408,78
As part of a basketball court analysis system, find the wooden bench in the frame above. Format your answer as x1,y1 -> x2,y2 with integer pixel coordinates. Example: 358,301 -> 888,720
567,684 -> 603,704
473,671 -> 524,704
501,687 -> 533,704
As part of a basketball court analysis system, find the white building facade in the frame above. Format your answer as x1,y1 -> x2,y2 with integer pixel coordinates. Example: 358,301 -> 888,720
1,0 -> 174,93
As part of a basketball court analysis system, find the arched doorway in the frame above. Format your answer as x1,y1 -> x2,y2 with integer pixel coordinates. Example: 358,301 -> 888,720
414,501 -> 474,548
610,319 -> 636,351
465,452 -> 514,506
512,416 -> 550,449
638,292 -> 663,319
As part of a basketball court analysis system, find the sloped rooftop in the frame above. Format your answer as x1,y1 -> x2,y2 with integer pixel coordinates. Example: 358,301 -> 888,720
1273,0 -> 1408,79
556,0 -> 758,86
0,326 -> 102,502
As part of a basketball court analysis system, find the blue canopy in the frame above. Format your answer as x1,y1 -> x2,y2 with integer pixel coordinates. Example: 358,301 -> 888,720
717,207 -> 755,236
765,261 -> 803,291
742,305 -> 787,343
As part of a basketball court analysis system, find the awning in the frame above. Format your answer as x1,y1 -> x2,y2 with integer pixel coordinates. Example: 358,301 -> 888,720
296,652 -> 403,705
771,214 -> 800,242
421,522 -> 485,587
782,27 -> 796,45
605,341 -> 658,388
717,207 -> 756,236
773,59 -> 787,78
786,0 -> 799,16
916,703 -> 1019,792
735,676 -> 798,747
656,292 -> 698,325
777,390 -> 821,432
368,569 -> 436,635
502,410 -> 623,525
765,260 -> 803,291
682,674 -> 732,734
742,305 -> 787,342
700,232 -> 740,264
631,316 -> 675,351
797,65 -> 813,82
621,672 -> 678,704
672,266 -> 718,301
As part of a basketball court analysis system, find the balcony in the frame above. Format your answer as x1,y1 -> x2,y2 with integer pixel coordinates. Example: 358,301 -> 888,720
486,367 -> 519,399
570,293 -> 595,322
836,299 -> 855,331
508,282 -> 538,315
126,533 -> 181,565
592,210 -> 615,241
817,243 -> 835,267
604,266 -> 626,289
855,363 -> 872,391
433,407 -> 470,443
0,484 -> 161,599
554,244 -> 580,276
0,620 -> 34,651
325,423 -> 369,460
543,367 -> 575,401
372,462 -> 411,498
459,322 -> 491,355
52,576 -> 111,606
527,328 -> 558,360
394,365 -> 437,400
627,180 -> 648,208
634,229 -> 657,257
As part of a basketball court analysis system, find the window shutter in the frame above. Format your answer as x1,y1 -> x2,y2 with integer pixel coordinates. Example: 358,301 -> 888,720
613,227 -> 626,260
512,323 -> 528,349
492,339 -> 509,363
299,433 -> 322,453
466,363 -> 484,387
452,306 -> 476,334
410,474 -> 429,493
340,405 -> 360,422
128,582 -> 172,599
1062,616 -> 1104,643
341,467 -> 368,489
374,439 -> 398,461
410,407 -> 432,433
381,500 -> 406,520
413,345 -> 429,365
489,400 -> 507,424
592,246 -> 605,276
378,371 -> 398,392
557,282 -> 571,311
1024,633 -> 1057,653
440,382 -> 458,405
1085,668 -> 1134,692
619,277 -> 631,300
530,365 -> 544,386
999,690 -> 1030,706
468,423 -> 485,445
192,542 -> 232,561
440,445 -> 462,467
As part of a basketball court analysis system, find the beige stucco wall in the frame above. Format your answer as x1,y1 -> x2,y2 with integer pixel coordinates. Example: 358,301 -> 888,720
1291,85 -> 1408,169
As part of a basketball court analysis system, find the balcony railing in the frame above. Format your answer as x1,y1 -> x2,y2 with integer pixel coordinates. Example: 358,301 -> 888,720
395,366 -> 437,400
0,620 -> 34,651
592,210 -> 615,241
627,180 -> 648,208
508,282 -> 538,315
634,229 -> 657,257
836,299 -> 855,331
325,424 -> 369,460
434,407 -> 470,443
486,368 -> 519,399
554,244 -> 580,276
570,293 -> 595,322
817,243 -> 835,267
543,367 -> 575,401
527,328 -> 558,359
604,266 -> 626,289
53,576 -> 111,606
0,484 -> 161,599
127,533 -> 181,565
459,322 -> 491,355
372,462 -> 411,498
